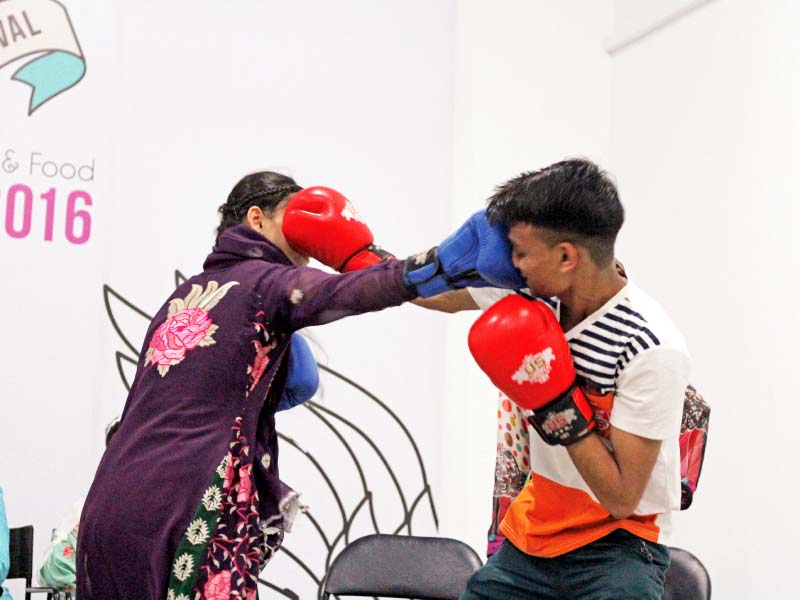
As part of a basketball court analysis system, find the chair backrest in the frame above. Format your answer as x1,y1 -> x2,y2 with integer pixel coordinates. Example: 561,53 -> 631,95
7,525 -> 34,583
323,534 -> 482,600
664,547 -> 711,600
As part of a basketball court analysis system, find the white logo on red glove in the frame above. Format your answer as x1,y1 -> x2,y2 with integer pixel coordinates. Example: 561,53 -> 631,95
340,200 -> 365,223
512,347 -> 555,385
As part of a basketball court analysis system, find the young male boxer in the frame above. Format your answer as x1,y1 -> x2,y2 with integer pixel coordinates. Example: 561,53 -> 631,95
463,158 -> 690,599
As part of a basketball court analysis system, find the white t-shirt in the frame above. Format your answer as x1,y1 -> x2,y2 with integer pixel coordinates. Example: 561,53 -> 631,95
468,286 -> 517,311
470,283 -> 690,550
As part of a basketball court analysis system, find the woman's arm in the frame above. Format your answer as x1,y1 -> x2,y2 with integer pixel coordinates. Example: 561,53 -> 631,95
264,259 -> 416,332
411,289 -> 479,313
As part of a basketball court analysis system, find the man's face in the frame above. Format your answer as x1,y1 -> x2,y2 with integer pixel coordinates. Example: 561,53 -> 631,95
507,223 -> 566,297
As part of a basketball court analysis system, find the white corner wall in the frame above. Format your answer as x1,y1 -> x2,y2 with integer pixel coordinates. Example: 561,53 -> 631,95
446,1 -> 794,596
609,1 -> 800,596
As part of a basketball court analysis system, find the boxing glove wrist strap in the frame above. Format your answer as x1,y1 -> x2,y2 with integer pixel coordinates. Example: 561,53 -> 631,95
527,383 -> 596,446
339,244 -> 395,272
402,247 -> 484,297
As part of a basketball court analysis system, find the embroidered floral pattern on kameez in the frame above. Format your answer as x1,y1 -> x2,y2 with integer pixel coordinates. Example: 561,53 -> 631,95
145,281 -> 239,377
195,418 -> 262,596
166,416 -> 297,599
166,453 -> 227,598
246,310 -> 277,395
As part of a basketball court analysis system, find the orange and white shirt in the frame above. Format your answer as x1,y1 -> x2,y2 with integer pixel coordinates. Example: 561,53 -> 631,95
469,282 -> 690,557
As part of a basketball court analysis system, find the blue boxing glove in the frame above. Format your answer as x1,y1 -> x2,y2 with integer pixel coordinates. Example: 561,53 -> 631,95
403,210 -> 526,297
276,334 -> 320,412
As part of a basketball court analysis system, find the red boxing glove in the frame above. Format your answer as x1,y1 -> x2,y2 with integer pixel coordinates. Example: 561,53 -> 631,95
468,295 -> 595,446
282,186 -> 393,272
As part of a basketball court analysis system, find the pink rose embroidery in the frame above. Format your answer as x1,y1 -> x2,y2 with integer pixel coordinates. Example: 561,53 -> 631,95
248,340 -> 272,391
237,465 -> 253,503
145,281 -> 238,377
149,307 -> 211,362
62,543 -> 75,558
247,317 -> 276,393
223,453 -> 235,489
203,570 -> 231,600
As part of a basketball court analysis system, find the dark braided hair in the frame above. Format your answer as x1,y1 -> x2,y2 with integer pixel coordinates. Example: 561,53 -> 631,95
216,171 -> 302,242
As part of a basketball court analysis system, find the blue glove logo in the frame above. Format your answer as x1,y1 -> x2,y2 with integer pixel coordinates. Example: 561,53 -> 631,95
0,1 -> 86,115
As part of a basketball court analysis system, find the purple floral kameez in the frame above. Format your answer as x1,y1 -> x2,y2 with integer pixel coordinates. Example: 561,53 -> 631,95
77,225 -> 415,599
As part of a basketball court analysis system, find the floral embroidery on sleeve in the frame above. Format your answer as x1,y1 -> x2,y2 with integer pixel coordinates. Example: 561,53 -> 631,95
246,310 -> 277,394
145,280 -> 239,377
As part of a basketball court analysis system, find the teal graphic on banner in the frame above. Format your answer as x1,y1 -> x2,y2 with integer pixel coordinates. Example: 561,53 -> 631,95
0,0 -> 86,115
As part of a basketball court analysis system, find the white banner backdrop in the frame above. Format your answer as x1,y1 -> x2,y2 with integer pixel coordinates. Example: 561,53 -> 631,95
0,1 -> 455,597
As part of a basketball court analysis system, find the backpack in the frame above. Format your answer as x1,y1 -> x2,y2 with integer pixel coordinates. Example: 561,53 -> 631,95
679,384 -> 710,509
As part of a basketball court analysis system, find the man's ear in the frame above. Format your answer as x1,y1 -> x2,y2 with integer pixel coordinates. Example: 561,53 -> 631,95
557,241 -> 580,273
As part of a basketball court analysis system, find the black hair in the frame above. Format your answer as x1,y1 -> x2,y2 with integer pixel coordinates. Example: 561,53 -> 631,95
216,171 -> 302,242
105,416 -> 121,447
486,158 -> 624,267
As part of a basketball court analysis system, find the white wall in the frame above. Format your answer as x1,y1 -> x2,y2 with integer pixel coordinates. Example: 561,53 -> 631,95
0,1 -> 455,596
2,0 -> 792,596
447,1 -> 795,596
440,0 -> 614,555
609,0 -> 800,596
608,0 -> 716,54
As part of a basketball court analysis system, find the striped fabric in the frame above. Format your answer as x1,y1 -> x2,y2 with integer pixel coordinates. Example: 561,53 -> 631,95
563,299 -> 662,394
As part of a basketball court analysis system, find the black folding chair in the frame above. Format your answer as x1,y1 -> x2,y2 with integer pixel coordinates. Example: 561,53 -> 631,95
664,547 -> 711,600
322,534 -> 482,600
7,526 -> 71,600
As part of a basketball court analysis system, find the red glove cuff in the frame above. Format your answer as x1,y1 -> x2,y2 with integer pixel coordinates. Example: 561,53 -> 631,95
340,244 -> 396,272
